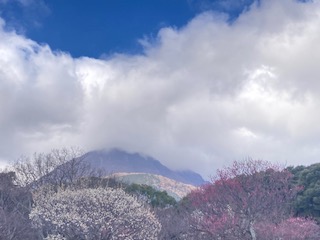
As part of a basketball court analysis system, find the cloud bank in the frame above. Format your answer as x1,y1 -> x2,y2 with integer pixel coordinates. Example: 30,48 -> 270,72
1,0 -> 320,177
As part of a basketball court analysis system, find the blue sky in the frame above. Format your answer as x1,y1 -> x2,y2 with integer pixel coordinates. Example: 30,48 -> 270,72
1,0 -> 320,178
0,0 -> 255,57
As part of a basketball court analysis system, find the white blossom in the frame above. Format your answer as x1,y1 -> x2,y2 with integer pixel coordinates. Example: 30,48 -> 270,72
30,187 -> 161,239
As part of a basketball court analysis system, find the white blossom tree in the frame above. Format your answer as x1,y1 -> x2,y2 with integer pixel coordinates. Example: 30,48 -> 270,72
30,187 -> 161,240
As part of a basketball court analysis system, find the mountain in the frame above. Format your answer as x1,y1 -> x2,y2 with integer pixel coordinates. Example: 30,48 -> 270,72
82,148 -> 205,186
113,172 -> 196,200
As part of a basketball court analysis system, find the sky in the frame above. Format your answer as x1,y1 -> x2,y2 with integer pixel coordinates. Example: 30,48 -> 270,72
0,0 -> 320,178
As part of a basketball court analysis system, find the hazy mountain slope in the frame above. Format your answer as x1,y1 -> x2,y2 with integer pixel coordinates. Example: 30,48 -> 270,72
113,172 -> 197,200
82,149 -> 205,186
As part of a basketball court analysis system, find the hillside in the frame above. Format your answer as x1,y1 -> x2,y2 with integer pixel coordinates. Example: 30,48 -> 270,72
113,172 -> 196,200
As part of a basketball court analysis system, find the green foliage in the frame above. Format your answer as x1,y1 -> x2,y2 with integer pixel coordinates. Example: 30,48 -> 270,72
288,163 -> 320,222
125,183 -> 176,208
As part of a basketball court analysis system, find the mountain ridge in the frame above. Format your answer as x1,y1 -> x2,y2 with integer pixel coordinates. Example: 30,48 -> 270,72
82,148 -> 205,186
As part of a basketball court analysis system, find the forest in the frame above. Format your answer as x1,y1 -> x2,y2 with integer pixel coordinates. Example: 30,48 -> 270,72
1,148 -> 320,240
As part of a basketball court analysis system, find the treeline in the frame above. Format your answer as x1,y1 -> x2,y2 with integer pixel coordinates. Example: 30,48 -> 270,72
288,163 -> 320,222
1,148 -> 320,239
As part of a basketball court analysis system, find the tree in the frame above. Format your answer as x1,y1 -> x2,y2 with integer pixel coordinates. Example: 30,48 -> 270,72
189,159 -> 298,240
125,183 -> 176,208
30,187 -> 161,240
12,147 -> 102,188
0,171 -> 39,240
155,197 -> 199,240
255,217 -> 320,240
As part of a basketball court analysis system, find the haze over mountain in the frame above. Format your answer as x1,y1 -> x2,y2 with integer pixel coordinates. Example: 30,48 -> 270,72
82,149 -> 205,186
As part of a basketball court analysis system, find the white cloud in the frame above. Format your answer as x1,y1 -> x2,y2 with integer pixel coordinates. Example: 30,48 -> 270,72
1,0 -> 320,178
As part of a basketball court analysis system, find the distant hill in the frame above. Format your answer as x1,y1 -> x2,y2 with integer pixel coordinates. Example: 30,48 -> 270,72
113,172 -> 196,200
82,149 -> 205,186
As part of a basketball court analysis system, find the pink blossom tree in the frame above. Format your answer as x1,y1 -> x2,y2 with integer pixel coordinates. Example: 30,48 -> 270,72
255,217 -> 320,240
189,159 -> 298,239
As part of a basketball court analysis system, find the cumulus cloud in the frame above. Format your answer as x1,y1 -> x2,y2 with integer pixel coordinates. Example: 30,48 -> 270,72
1,0 -> 320,177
